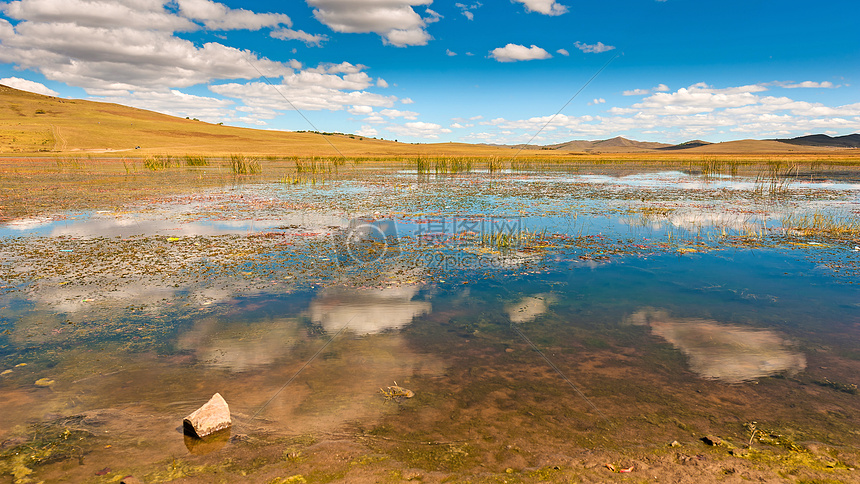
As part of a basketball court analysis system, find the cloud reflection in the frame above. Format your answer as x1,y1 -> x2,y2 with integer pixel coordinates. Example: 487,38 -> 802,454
309,285 -> 431,334
627,309 -> 806,382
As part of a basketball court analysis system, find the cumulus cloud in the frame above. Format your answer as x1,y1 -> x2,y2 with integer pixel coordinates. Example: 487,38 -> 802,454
401,97 -> 415,104
306,0 -> 435,47
773,80 -> 836,89
376,78 -> 389,88
210,63 -> 397,114
556,48 -> 569,56
623,88 -> 650,96
270,28 -> 328,46
387,121 -> 452,139
490,43 -> 551,62
175,0 -> 291,30
446,48 -> 457,56
380,108 -> 419,119
0,76 -> 59,96
467,82 -> 860,143
0,0 -> 296,94
513,0 -> 568,16
574,41 -> 615,53
356,125 -> 378,137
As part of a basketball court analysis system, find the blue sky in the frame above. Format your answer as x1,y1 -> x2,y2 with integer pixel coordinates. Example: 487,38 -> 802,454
1,0 -> 858,144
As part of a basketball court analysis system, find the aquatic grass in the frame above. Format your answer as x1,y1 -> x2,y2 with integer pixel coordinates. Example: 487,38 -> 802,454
183,155 -> 209,167
144,155 -> 178,171
754,162 -> 798,196
229,154 -> 262,175
780,211 -> 860,239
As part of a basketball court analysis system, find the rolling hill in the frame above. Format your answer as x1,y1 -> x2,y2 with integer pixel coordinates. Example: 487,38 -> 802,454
1,84 -> 857,157
0,84 -> 515,157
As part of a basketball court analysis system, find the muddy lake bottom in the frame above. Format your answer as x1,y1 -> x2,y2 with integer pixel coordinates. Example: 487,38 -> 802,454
1,161 -> 859,483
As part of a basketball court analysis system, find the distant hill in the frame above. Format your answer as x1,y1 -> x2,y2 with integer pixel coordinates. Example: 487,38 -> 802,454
775,134 -> 860,148
549,136 -> 670,152
658,140 -> 713,151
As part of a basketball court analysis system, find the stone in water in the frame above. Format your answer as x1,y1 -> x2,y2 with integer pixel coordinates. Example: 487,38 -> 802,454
183,393 -> 231,438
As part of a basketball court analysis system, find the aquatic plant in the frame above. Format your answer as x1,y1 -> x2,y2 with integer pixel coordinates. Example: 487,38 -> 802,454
183,155 -> 209,167
229,154 -> 261,174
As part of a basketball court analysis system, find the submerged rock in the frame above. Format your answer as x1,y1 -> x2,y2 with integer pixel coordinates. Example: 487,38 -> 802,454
183,393 -> 232,438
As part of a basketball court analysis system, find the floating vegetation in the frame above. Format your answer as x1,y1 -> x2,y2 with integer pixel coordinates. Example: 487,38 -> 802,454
0,417 -> 92,481
814,377 -> 858,394
379,383 -> 415,403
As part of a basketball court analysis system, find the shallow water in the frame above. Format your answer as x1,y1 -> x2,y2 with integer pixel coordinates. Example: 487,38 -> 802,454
1,166 -> 859,482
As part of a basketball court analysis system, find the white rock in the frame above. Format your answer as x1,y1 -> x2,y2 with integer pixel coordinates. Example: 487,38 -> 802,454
183,393 -> 231,438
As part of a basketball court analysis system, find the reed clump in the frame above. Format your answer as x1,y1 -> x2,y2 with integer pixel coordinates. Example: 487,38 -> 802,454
183,155 -> 209,167
229,154 -> 261,174
780,212 -> 860,239
144,155 -> 178,171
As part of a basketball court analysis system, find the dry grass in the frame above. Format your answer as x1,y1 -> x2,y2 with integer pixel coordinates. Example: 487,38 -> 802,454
3,84 -> 860,162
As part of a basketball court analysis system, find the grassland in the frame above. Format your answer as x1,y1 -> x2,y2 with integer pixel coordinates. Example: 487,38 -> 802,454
2,84 -> 859,161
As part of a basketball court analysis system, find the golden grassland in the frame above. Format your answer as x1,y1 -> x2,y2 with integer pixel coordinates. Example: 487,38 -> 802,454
2,83 -> 859,162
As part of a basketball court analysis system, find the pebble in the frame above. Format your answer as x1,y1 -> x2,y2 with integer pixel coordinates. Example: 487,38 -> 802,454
34,378 -> 55,387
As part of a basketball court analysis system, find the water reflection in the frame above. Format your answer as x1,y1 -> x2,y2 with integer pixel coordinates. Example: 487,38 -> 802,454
309,285 -> 431,334
627,309 -> 807,382
504,293 -> 555,324
177,316 -> 301,372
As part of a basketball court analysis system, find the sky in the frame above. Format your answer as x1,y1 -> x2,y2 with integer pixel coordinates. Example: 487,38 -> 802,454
0,0 -> 858,145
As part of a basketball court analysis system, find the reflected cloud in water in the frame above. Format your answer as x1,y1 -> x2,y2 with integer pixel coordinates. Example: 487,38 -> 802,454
505,293 -> 555,324
309,285 -> 431,335
627,309 -> 806,383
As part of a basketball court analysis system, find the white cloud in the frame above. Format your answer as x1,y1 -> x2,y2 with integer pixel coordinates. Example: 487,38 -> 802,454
574,41 -> 615,53
270,28 -> 328,46
588,98 -> 605,105
380,108 -> 419,119
306,0 -> 434,47
623,88 -> 650,96
455,2 -> 480,20
490,43 -> 551,62
0,76 -> 59,96
348,105 -> 375,115
387,121 -> 452,139
175,0 -> 291,30
401,97 -> 415,104
466,82 -> 860,142
450,122 -> 464,128
356,125 -> 378,137
1,0 -> 195,31
97,89 -> 235,123
446,49 -> 457,56
0,0 -> 296,94
774,80 -> 836,89
376,78 -> 389,88
556,48 -> 569,56
513,0 -> 568,16
654,83 -> 670,92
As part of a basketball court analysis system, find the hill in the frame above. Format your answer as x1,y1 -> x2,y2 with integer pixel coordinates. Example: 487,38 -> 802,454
658,140 -> 713,151
1,84 -> 857,157
548,136 -> 670,152
775,134 -> 860,148
0,84 -> 515,157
